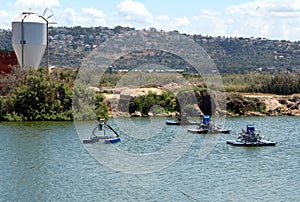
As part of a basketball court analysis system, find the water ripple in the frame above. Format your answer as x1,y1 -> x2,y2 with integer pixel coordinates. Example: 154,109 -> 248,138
0,117 -> 299,201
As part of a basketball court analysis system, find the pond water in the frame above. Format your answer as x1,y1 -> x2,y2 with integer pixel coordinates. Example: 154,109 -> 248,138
0,116 -> 299,201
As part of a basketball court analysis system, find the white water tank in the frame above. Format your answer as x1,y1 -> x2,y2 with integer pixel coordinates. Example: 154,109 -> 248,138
12,12 -> 47,70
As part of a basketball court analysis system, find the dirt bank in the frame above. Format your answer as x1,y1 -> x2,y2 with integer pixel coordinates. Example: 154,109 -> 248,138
99,86 -> 300,117
102,87 -> 165,117
241,93 -> 300,116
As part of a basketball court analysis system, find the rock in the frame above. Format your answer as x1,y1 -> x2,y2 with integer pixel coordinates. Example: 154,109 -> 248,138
131,111 -> 142,117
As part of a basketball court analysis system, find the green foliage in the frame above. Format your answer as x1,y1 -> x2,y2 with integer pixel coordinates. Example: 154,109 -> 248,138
0,66 -> 109,121
72,84 -> 109,121
99,72 -> 123,87
95,93 -> 109,120
5,67 -> 73,120
259,73 -> 300,95
223,72 -> 300,95
224,85 -> 247,92
226,93 -> 266,115
129,91 -> 178,115
0,31 -> 12,50
0,96 -> 8,120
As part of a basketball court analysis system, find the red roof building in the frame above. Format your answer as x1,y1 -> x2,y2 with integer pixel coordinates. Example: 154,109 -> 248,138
0,51 -> 18,74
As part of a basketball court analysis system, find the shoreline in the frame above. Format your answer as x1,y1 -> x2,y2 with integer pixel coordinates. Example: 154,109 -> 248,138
102,87 -> 300,118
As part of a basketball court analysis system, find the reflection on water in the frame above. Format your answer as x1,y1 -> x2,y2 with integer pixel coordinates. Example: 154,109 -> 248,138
0,117 -> 299,201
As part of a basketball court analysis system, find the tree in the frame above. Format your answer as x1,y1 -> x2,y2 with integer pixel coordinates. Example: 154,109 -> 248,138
130,91 -> 178,115
9,67 -> 73,120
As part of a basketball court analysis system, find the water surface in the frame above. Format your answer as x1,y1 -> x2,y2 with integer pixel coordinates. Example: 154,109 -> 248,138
0,117 -> 299,201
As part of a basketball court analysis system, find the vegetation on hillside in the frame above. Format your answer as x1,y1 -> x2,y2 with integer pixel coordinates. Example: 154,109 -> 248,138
0,30 -> 12,50
2,26 -> 300,73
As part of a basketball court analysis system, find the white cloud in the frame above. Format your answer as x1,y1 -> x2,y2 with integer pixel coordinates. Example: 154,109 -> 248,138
113,0 -> 300,40
175,16 -> 190,27
188,13 -> 229,36
201,9 -> 218,16
81,8 -> 106,25
181,0 -> 300,41
152,15 -> 170,30
156,15 -> 169,22
82,8 -> 105,19
0,10 -> 9,29
61,8 -> 78,27
1,0 -> 300,41
227,0 -> 300,17
60,8 -> 106,27
0,10 -> 8,16
117,0 -> 153,24
226,1 -> 259,15
14,0 -> 60,9
0,10 -> 8,20
149,0 -> 300,40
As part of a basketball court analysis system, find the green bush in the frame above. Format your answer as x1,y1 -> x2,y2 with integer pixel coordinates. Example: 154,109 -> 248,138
0,66 -> 109,121
226,93 -> 266,115
129,91 -> 178,115
223,72 -> 300,95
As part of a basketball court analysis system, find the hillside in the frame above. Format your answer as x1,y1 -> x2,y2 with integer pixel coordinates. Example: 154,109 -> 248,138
1,26 -> 300,73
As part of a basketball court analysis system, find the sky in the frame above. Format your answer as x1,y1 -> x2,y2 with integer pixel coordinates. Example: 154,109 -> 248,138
1,0 -> 300,41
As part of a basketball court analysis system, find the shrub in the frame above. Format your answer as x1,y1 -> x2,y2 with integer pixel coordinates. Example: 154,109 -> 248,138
130,91 -> 178,115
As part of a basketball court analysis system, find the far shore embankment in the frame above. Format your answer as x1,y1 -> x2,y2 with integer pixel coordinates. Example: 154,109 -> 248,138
98,86 -> 300,117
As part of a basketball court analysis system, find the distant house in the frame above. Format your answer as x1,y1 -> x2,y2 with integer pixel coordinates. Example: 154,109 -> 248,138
66,34 -> 73,41
71,44 -> 78,50
84,44 -> 91,51
48,43 -> 56,50
89,35 -> 94,41
58,46 -> 65,53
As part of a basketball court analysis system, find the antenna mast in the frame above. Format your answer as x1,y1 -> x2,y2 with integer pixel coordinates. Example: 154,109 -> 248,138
40,8 -> 57,69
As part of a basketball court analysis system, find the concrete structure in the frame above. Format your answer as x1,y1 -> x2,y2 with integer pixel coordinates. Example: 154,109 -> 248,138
12,12 -> 47,70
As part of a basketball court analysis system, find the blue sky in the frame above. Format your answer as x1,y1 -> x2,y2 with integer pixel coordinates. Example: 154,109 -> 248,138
1,0 -> 300,41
